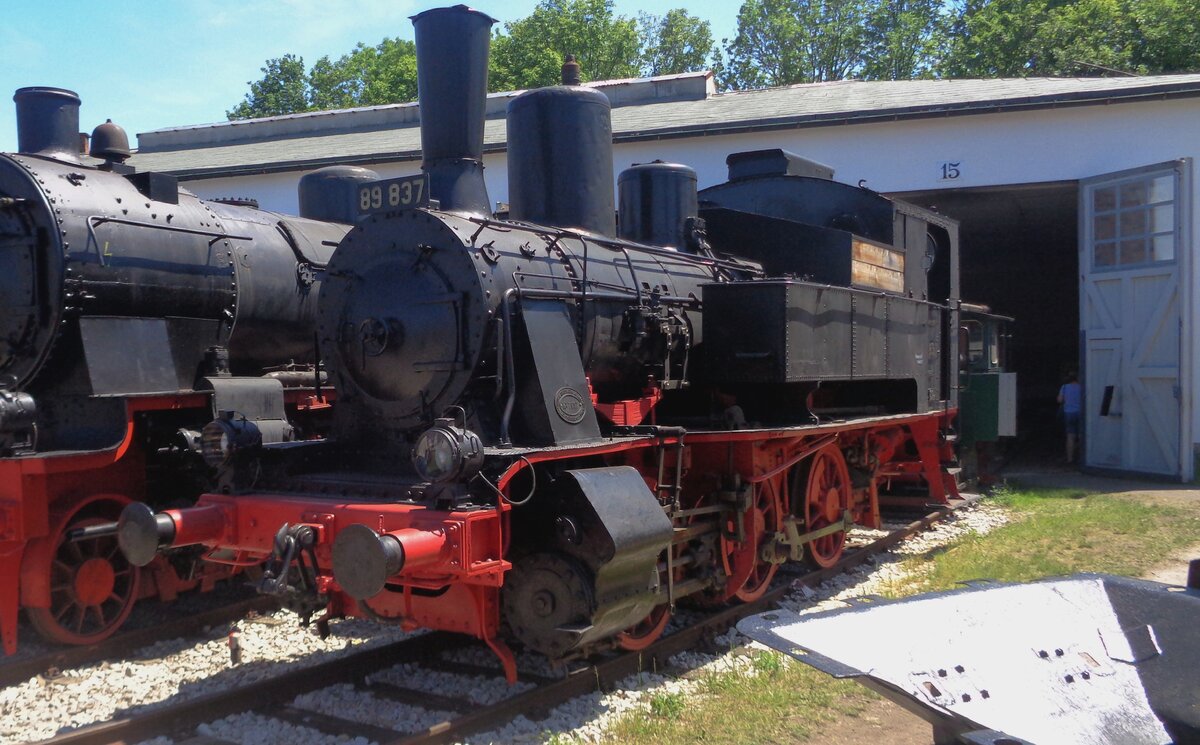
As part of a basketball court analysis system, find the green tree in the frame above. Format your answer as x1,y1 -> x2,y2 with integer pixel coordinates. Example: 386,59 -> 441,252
638,9 -> 716,76
490,0 -> 642,90
861,0 -> 947,79
722,0 -> 867,89
1129,0 -> 1200,72
227,54 -> 309,119
1031,0 -> 1137,75
939,0 -> 1200,78
940,0 -> 1049,77
308,38 -> 418,110
720,0 -> 799,88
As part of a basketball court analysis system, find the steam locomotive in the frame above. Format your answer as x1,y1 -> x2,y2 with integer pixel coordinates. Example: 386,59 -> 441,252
117,5 -> 965,680
0,89 -> 382,651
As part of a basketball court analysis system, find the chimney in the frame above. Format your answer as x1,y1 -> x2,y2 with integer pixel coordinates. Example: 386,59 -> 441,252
14,87 -> 82,156
410,5 -> 496,214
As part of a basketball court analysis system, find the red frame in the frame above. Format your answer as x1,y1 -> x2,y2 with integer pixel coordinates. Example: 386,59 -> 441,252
0,388 -> 333,654
157,408 -> 959,679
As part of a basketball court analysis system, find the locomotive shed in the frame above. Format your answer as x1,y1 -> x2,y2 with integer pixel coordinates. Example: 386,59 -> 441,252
131,71 -> 1200,482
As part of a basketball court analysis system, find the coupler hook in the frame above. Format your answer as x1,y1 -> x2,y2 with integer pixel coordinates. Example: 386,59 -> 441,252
257,523 -> 326,624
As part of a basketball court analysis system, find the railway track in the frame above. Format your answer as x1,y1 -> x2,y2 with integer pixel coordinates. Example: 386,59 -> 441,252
33,496 -> 979,745
0,596 -> 278,690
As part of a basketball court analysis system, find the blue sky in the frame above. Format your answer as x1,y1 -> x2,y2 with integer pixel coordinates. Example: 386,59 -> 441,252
0,1 -> 738,151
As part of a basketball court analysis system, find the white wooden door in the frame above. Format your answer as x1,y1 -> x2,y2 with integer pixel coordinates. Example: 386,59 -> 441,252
1080,162 -> 1190,478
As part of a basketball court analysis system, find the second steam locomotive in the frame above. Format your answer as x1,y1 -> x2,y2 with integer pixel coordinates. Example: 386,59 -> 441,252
118,5 -> 965,678
0,88 -> 383,651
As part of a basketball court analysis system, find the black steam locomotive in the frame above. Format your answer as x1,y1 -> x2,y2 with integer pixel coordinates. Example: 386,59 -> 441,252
0,88 -> 378,651
118,5 -> 964,679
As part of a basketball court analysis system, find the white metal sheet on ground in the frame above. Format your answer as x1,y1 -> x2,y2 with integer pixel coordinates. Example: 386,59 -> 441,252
738,578 -> 1172,745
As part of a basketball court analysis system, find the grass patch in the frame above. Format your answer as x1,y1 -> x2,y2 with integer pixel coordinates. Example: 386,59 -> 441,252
902,486 -> 1200,594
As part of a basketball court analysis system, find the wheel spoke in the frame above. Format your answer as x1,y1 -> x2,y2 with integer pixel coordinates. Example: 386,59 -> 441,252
732,481 -> 781,602
802,446 -> 849,568
54,602 -> 74,621
28,511 -> 145,645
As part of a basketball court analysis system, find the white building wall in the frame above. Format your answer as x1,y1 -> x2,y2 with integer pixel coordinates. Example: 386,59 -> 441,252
180,98 -> 1200,461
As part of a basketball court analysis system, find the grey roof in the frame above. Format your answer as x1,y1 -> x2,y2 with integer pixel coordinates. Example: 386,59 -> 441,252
129,73 -> 1200,179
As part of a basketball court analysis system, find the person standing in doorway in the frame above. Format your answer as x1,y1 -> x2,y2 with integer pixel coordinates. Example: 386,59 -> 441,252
1058,372 -> 1082,464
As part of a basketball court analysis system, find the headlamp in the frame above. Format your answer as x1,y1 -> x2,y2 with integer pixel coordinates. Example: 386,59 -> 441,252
201,411 -> 262,468
412,410 -> 483,483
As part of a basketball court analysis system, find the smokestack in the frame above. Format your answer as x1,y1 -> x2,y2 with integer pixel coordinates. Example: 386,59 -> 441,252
14,87 -> 82,156
411,5 -> 496,214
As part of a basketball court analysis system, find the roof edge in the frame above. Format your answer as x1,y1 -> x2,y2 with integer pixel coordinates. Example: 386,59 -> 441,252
137,70 -> 714,152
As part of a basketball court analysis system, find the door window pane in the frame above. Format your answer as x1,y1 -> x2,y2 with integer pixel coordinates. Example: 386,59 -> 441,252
1153,233 -> 1175,261
1149,174 -> 1174,203
1120,210 -> 1147,237
1152,204 -> 1174,232
1120,180 -> 1147,207
1088,170 -> 1177,271
1120,238 -> 1147,265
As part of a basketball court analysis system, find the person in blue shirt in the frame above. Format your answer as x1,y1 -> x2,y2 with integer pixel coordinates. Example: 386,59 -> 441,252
1057,372 -> 1082,464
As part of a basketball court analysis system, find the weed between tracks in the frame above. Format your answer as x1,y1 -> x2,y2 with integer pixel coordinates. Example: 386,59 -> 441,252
592,486 -> 1200,744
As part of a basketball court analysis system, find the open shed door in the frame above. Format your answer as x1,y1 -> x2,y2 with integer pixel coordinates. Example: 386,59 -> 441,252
1080,160 -> 1191,479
